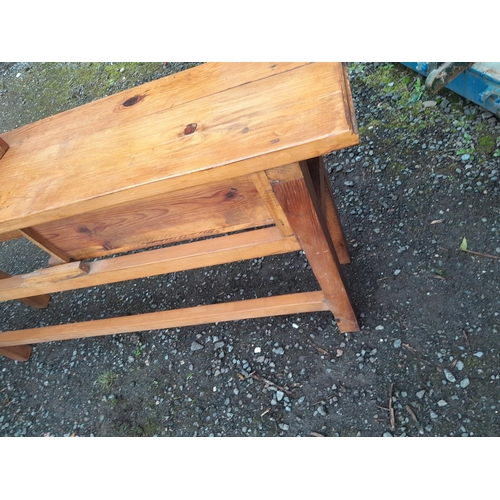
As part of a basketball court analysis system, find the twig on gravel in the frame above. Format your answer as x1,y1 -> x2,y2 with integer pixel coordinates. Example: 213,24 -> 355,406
310,431 -> 326,437
304,335 -> 331,356
405,405 -> 419,424
389,383 -> 396,432
462,329 -> 472,349
402,343 -> 417,353
249,372 -> 293,396
260,407 -> 271,417
461,248 -> 500,260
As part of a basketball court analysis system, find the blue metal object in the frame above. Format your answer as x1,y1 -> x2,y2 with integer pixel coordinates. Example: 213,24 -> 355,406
401,62 -> 500,117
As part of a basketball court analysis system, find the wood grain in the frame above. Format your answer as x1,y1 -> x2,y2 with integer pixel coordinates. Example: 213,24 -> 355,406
19,228 -> 71,263
270,162 -> 359,332
0,63 -> 359,233
0,291 -> 328,346
29,176 -> 273,260
0,227 -> 300,302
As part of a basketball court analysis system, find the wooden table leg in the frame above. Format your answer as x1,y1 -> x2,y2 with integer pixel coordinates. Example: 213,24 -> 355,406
268,161 -> 359,333
306,156 -> 351,264
0,345 -> 32,361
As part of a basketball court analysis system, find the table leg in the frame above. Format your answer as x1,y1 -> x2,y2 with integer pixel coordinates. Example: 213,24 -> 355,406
306,156 -> 351,264
268,161 -> 359,333
0,345 -> 32,361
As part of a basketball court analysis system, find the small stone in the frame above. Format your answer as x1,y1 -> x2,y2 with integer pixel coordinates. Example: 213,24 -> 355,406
298,396 -> 306,404
254,347 -> 261,353
437,399 -> 447,407
422,100 -> 437,108
460,377 -> 470,388
461,154 -> 470,161
473,351 -> 483,358
191,341 -> 204,352
213,341 -> 225,349
456,360 -> 464,371
272,347 -> 285,355
393,339 -> 402,348
279,423 -> 289,431
375,325 -> 384,331
276,390 -> 284,402
416,390 -> 425,399
120,67 -> 125,73
292,323 -> 299,329
344,181 -> 354,187
336,349 -> 344,357
394,269 -> 401,276
317,405 -> 327,416
382,432 -> 393,437
443,369 -> 456,383
430,411 -> 438,420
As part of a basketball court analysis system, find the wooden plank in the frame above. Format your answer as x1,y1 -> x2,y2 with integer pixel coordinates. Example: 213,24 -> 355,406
0,345 -> 32,361
0,63 -> 359,234
19,228 -> 71,263
270,162 -> 359,333
30,176 -> 273,260
23,261 -> 89,286
0,229 -> 22,243
0,137 -> 8,160
0,226 -> 300,302
0,270 -> 50,308
3,63 -> 308,155
0,291 -> 328,347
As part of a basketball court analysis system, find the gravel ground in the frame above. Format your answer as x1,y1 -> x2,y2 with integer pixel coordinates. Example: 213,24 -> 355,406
0,62 -> 499,437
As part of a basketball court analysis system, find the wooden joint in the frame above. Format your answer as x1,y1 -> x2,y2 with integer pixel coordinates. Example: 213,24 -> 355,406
23,260 -> 90,287
0,137 -> 9,160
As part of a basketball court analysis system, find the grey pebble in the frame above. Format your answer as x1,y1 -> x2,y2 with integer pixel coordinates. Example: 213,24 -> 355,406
375,325 -> 384,331
382,432 -> 393,437
443,369 -> 456,383
461,154 -> 471,161
344,181 -> 354,187
422,100 -> 437,108
473,351 -> 483,358
456,360 -> 464,371
279,423 -> 289,431
437,399 -> 447,407
393,269 -> 401,276
276,390 -> 284,402
317,405 -> 327,416
430,411 -> 438,420
393,339 -> 402,348
460,378 -> 470,388
416,390 -> 425,399
272,347 -> 285,355
190,341 -> 204,352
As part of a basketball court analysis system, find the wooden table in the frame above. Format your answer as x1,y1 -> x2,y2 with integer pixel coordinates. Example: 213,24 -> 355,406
0,62 -> 360,362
